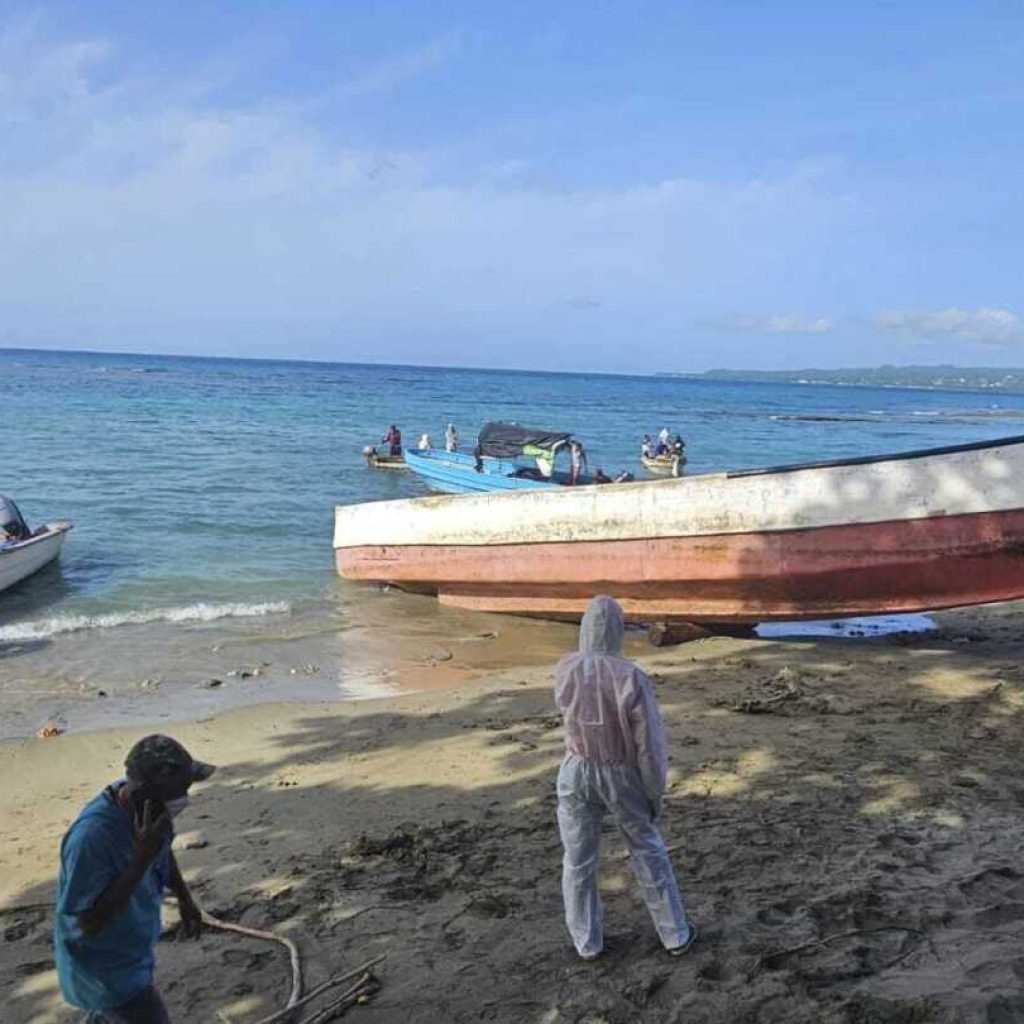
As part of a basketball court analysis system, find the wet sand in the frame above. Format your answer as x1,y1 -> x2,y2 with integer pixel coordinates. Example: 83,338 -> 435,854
0,587 -> 578,740
4,604 -> 1024,1023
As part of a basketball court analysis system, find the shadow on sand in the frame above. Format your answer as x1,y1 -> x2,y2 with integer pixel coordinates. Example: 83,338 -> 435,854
6,617 -> 1024,1022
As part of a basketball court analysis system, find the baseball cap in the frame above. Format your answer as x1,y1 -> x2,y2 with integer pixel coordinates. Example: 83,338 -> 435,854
125,734 -> 216,784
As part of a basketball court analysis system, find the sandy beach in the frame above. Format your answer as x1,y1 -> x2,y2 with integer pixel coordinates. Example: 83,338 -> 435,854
4,605 -> 1024,1023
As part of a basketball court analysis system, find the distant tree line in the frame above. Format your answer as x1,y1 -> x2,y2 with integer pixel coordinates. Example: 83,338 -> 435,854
662,364 -> 1024,393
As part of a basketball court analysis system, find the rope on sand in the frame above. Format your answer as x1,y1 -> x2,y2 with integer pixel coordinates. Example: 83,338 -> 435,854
198,910 -> 302,1019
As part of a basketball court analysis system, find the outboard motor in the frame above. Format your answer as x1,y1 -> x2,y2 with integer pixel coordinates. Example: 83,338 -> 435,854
0,495 -> 31,541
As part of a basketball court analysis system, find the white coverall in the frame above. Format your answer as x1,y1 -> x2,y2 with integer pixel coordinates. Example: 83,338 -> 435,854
555,595 -> 691,957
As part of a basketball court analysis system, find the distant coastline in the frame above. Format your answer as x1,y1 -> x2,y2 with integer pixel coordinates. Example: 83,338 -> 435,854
664,365 -> 1024,394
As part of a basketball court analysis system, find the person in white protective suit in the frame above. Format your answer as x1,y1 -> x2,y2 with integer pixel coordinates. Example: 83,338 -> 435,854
555,595 -> 695,960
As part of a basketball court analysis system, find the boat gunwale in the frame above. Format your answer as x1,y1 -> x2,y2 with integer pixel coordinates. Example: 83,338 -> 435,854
0,522 -> 72,555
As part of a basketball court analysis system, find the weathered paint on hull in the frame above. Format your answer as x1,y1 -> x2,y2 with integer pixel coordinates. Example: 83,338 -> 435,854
335,508 -> 1024,623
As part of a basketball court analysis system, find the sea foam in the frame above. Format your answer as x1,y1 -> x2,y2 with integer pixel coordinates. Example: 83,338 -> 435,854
0,601 -> 290,642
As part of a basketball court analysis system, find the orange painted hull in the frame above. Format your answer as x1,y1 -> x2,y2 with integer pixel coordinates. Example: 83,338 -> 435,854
335,509 -> 1024,622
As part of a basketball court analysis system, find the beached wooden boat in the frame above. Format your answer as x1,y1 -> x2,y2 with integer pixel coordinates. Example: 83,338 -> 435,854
334,434 -> 1024,624
0,496 -> 72,595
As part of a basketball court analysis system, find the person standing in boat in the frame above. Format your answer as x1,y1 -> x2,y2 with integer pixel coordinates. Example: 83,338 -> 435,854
555,596 -> 695,961
641,435 -> 653,459
670,434 -> 686,477
657,426 -> 671,455
569,441 -> 588,485
382,425 -> 402,457
418,432 -> 431,450
444,423 -> 459,452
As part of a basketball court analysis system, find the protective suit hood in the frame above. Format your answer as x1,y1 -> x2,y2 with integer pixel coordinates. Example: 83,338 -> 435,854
579,596 -> 624,656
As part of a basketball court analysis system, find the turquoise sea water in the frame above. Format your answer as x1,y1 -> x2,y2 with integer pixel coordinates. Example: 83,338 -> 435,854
3,347 -> 1024,736
5,346 -> 1024,636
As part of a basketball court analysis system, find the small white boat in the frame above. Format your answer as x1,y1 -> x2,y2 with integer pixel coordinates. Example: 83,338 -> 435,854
0,495 -> 72,595
362,445 -> 408,470
641,453 -> 686,476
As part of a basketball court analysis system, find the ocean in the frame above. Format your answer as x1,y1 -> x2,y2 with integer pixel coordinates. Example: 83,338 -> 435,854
2,347 -> 1023,737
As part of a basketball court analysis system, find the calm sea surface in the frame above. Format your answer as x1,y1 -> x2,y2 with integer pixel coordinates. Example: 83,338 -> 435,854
2,347 -> 1023,736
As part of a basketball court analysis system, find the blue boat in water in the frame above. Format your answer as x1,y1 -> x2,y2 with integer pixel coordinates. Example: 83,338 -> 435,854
405,422 -> 592,494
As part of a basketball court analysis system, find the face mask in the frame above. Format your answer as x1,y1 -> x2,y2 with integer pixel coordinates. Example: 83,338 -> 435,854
165,796 -> 189,820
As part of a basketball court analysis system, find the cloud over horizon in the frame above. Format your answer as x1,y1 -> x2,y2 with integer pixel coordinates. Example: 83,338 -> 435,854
719,314 -> 836,335
875,307 -> 1024,347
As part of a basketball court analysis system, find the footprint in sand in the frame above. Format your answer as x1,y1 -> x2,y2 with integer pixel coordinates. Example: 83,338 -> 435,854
973,903 -> 1024,927
987,993 -> 1024,1023
959,865 -> 1024,904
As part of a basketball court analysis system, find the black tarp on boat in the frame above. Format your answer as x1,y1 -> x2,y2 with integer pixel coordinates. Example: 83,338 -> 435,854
0,495 -> 30,540
477,422 -> 574,458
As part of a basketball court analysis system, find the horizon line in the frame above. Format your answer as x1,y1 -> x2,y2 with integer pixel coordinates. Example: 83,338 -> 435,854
4,343 -> 1024,380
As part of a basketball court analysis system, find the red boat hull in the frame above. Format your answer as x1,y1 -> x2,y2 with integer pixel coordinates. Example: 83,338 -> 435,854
335,508 -> 1024,622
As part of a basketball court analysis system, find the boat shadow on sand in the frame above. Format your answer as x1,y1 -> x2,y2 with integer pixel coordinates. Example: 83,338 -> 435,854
6,615 -> 1024,1023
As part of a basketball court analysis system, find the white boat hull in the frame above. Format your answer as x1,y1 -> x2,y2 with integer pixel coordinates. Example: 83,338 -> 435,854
334,435 -> 1024,622
0,523 -> 71,595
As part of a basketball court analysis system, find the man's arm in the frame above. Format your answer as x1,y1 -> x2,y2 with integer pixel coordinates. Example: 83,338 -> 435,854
76,802 -> 171,938
167,852 -> 202,939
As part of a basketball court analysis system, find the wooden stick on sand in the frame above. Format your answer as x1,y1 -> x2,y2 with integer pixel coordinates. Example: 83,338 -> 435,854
244,954 -> 386,1024
294,973 -> 380,1024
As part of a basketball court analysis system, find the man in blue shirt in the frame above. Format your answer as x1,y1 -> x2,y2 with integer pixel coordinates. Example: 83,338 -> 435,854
55,735 -> 215,1023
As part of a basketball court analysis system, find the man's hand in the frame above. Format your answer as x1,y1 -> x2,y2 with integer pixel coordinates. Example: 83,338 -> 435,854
177,895 -> 203,940
79,801 -> 169,938
133,800 -> 172,863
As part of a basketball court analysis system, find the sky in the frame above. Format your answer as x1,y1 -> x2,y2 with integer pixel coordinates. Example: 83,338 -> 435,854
1,2 -> 1022,373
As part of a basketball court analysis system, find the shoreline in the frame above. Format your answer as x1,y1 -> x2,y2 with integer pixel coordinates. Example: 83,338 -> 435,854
0,590 -> 580,742
5,604 -> 1024,1021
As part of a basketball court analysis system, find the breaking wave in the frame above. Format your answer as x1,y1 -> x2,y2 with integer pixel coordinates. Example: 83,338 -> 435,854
0,601 -> 290,642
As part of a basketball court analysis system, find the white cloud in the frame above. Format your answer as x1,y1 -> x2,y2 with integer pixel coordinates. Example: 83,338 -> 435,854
875,307 -> 1024,346
721,314 -> 837,334
328,34 -> 462,103
0,20 -> 859,366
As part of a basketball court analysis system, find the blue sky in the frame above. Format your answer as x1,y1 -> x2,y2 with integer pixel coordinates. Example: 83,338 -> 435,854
1,2 -> 1022,371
